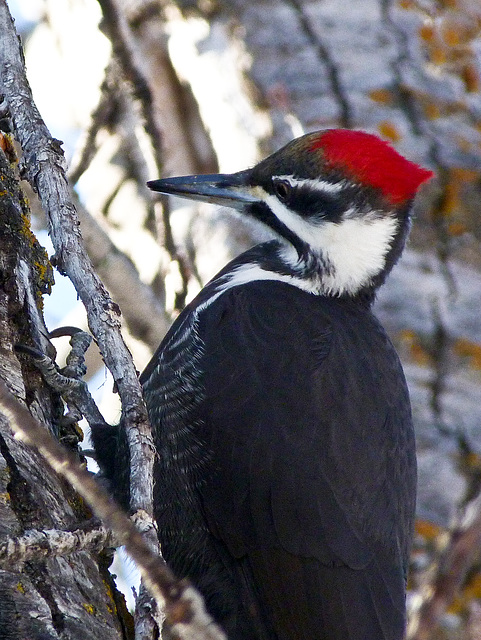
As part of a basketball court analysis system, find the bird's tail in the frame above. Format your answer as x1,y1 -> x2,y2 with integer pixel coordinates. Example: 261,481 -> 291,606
242,548 -> 407,640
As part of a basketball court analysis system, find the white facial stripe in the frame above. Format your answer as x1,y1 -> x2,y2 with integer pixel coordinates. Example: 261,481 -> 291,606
264,195 -> 398,296
276,175 -> 345,194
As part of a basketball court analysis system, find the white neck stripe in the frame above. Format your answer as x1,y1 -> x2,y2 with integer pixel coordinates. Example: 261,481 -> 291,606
218,263 -> 320,295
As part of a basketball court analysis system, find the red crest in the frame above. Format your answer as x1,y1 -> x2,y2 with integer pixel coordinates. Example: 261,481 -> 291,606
311,129 -> 433,205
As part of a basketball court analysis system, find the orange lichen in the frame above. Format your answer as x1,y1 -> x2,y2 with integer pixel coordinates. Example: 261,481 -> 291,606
0,132 -> 18,163
0,132 -> 8,152
439,167 -> 479,217
424,101 -> 441,120
369,89 -> 393,105
461,63 -> 480,93
454,338 -> 481,369
377,121 -> 402,143
398,0 -> 415,9
399,330 -> 432,366
447,222 -> 467,236
419,23 -> 436,42
455,136 -> 473,153
463,572 -> 481,600
415,519 -> 442,540
441,24 -> 462,47
430,46 -> 448,65
463,451 -> 481,471
448,571 -> 481,615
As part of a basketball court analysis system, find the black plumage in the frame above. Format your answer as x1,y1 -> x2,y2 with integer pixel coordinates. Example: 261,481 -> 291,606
141,250 -> 415,640
139,130 -> 432,639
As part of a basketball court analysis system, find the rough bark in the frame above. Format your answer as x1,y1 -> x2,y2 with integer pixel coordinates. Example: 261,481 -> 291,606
3,0 -> 481,638
105,1 -> 481,636
0,143 -> 131,638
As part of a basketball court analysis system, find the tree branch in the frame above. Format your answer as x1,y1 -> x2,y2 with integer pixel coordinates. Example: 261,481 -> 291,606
0,0 -> 153,526
0,379 -> 226,640
0,525 -> 117,567
408,492 -> 481,640
0,6 -> 165,636
97,0 -> 191,308
73,190 -> 171,352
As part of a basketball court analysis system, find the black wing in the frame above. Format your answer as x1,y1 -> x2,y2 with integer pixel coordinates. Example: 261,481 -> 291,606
144,280 -> 417,640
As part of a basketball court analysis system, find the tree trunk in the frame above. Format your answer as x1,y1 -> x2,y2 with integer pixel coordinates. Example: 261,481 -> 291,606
0,145 -> 132,639
2,0 -> 481,637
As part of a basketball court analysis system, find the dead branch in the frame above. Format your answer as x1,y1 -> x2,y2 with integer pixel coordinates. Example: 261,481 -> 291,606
68,59 -> 121,186
0,0 -> 153,525
0,525 -> 117,567
408,492 -> 481,640
0,5 -> 164,636
0,379 -> 226,640
73,191 -> 171,351
97,0 -> 191,306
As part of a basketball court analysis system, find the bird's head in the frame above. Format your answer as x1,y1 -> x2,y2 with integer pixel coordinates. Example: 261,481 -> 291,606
148,129 -> 433,298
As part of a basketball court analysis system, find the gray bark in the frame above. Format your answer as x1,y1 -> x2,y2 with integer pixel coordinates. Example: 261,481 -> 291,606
2,0 -> 481,637
0,143 -> 130,638
163,0 -> 481,528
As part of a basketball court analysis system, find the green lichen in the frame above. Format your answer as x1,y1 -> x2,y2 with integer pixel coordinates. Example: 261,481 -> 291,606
82,603 -> 97,615
0,491 -> 11,505
18,209 -> 55,304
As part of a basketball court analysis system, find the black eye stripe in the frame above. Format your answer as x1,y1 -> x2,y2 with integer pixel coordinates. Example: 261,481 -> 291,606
297,185 -> 344,214
272,182 -> 345,222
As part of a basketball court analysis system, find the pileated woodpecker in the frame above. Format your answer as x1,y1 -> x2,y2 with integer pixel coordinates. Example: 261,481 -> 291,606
142,129 -> 433,640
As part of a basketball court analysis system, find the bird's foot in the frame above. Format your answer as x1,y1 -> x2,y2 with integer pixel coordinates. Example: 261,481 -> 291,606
15,327 -> 109,447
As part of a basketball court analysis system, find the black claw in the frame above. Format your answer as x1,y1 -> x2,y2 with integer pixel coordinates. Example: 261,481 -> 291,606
49,326 -> 85,339
14,343 -> 46,360
16,337 -> 108,448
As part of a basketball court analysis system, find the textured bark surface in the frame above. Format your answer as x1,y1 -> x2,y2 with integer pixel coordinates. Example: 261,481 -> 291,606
2,0 -> 481,637
167,0 -> 481,527
0,147 -> 131,638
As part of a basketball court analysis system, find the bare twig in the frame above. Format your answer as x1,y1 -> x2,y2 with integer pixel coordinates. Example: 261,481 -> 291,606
0,525 -> 117,567
68,59 -> 120,186
0,6 -> 164,636
97,0 -> 191,307
0,379 -> 226,640
0,0 -> 153,524
72,190 -> 171,351
408,492 -> 481,640
97,0 -> 162,167
98,0 -> 190,308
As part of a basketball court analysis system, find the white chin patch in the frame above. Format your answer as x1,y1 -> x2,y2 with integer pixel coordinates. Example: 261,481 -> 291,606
265,195 -> 398,296
318,216 -> 398,295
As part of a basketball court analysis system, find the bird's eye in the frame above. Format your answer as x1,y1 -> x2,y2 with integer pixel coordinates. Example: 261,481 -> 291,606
273,180 -> 291,202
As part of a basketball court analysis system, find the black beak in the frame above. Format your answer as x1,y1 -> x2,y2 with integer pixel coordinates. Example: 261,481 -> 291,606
147,170 -> 258,212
